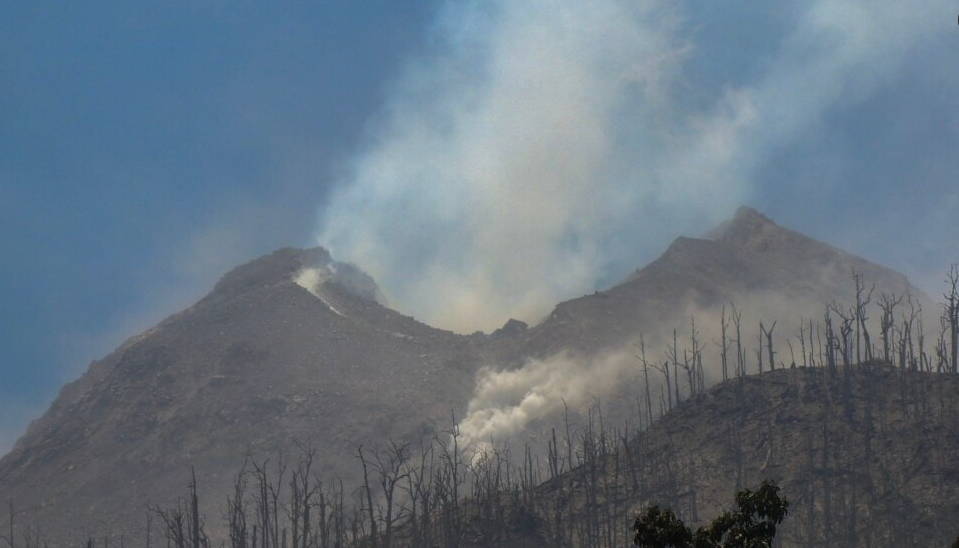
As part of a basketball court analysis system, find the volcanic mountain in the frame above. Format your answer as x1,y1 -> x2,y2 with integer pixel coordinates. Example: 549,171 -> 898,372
491,206 -> 923,362
0,207 -> 937,545
0,248 -> 486,542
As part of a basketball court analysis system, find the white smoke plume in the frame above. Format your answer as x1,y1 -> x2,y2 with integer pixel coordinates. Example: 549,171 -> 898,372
459,350 -> 637,449
458,283 -> 938,452
317,0 -> 948,334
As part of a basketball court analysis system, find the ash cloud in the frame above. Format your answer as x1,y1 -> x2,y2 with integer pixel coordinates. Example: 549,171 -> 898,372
317,0 -> 950,334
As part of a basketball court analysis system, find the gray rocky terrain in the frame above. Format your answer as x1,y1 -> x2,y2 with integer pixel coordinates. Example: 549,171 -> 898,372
438,365 -> 959,547
0,207 -> 946,546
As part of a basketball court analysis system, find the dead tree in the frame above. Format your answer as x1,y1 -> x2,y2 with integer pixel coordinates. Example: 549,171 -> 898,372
786,337 -> 796,369
402,436 -> 435,548
687,317 -> 706,395
902,295 -> 921,371
799,317 -> 808,368
287,442 -> 319,548
761,321 -> 777,372
945,265 -> 959,373
637,333 -> 655,426
547,428 -> 562,481
918,307 -> 931,373
563,401 -> 575,472
435,416 -> 465,548
825,311 -> 836,371
731,304 -> 745,379
227,460 -> 250,548
189,468 -> 201,548
937,321 -> 950,373
878,293 -> 902,364
315,478 -> 338,548
356,446 -> 379,548
149,502 -> 186,548
680,349 -> 695,400
651,360 -> 672,411
719,305 -> 730,381
250,456 -> 285,548
830,305 -> 854,369
327,478 -> 348,548
852,270 -> 876,364
667,329 -> 681,404
372,440 -> 410,548
756,325 -> 764,374
149,468 -> 211,548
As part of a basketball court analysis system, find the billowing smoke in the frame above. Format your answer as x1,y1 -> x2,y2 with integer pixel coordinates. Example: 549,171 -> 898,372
317,0 -> 948,335
317,0 -> 735,333
459,350 -> 636,449
458,282 -> 938,452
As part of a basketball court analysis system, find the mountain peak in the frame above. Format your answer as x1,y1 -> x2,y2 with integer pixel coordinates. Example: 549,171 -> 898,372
212,247 -> 332,297
732,205 -> 773,225
704,206 -> 778,242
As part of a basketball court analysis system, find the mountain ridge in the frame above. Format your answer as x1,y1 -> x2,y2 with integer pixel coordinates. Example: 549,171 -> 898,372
0,207 -> 941,546
491,206 -> 925,364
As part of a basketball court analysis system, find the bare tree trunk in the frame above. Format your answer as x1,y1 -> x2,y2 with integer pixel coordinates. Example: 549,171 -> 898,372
762,321 -> 777,372
852,270 -> 875,363
757,326 -> 764,374
879,293 -> 902,364
190,467 -> 200,548
670,329 -> 681,404
357,446 -> 378,548
720,305 -> 729,381
800,317 -> 808,368
825,311 -> 837,373
945,265 -> 959,373
373,440 -> 410,548
638,333 -> 654,425
732,305 -> 744,379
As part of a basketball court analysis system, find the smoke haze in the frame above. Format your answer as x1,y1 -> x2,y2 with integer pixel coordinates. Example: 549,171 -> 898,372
458,285 -> 935,451
316,0 -> 949,334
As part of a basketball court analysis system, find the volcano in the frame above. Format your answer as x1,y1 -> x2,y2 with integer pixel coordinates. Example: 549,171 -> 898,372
0,207 -> 937,545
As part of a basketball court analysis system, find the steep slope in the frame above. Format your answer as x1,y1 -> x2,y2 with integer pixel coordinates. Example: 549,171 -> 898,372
513,365 -> 959,547
458,207 -> 935,462
496,207 -> 927,362
0,248 -> 485,544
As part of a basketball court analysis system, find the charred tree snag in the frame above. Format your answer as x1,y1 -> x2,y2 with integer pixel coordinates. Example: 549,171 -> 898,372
719,305 -> 730,381
762,321 -> 777,372
852,270 -> 875,364
945,265 -> 959,374
357,446 -> 378,548
879,293 -> 902,364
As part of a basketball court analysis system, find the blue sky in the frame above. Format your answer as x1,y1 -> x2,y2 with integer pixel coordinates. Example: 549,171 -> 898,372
0,1 -> 441,450
1,1 -> 958,453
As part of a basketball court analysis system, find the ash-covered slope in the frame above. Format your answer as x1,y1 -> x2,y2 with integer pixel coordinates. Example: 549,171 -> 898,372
513,365 -> 959,548
453,207 -> 935,477
0,248 -> 484,544
494,206 -> 926,361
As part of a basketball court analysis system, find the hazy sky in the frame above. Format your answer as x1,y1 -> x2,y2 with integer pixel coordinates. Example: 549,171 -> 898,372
1,1 -> 957,453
